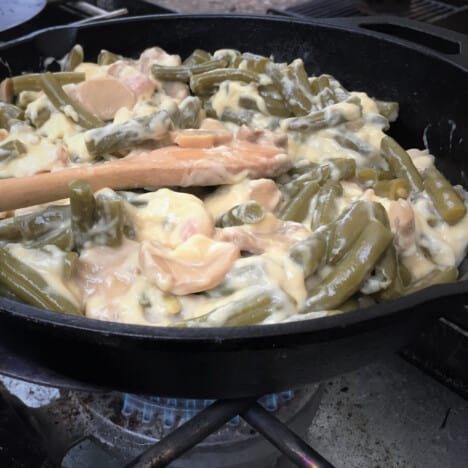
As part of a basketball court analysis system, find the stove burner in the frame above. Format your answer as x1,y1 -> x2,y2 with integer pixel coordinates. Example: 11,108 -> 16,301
121,390 -> 296,429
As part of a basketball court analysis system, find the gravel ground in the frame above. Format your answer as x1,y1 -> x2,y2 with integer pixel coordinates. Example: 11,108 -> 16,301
154,0 -> 299,14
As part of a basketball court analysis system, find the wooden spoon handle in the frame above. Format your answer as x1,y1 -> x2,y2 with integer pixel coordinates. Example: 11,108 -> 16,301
0,141 -> 289,212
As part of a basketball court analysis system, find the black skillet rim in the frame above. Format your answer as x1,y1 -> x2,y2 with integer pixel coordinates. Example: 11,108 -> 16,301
0,13 -> 467,341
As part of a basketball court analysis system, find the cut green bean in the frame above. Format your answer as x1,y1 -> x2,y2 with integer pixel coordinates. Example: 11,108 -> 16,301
220,108 -> 256,126
240,52 -> 271,73
258,84 -> 291,117
190,68 -> 259,95
69,179 -> 96,250
289,234 -> 327,277
11,72 -> 85,94
84,110 -> 172,158
265,61 -> 312,116
423,166 -> 467,225
279,181 -> 320,222
303,220 -> 393,312
183,49 -> 212,66
0,247 -> 81,315
39,72 -> 104,129
310,181 -> 343,229
61,44 -> 84,72
152,58 -> 228,82
373,178 -> 410,200
381,136 -> 423,192
93,191 -> 125,247
0,139 -> 27,162
333,134 -> 374,155
217,201 -> 265,227
284,105 -> 356,133
327,158 -> 356,180
0,205 -> 71,250
376,100 -> 399,122
356,167 -> 393,183
187,291 -> 275,326
405,266 -> 457,295
327,201 -> 373,264
177,96 -> 202,129
97,49 -> 124,65
0,102 -> 24,129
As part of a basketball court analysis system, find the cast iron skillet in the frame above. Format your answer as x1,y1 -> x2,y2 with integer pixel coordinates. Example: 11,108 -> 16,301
0,15 -> 467,398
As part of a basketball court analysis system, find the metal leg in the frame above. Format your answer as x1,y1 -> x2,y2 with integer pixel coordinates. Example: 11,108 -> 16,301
241,402 -> 335,468
125,397 -> 256,468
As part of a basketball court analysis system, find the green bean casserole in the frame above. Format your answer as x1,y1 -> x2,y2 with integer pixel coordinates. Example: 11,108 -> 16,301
0,45 -> 467,326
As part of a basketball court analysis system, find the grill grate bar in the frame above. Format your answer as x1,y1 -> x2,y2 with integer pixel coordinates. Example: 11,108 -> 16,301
270,0 -> 465,23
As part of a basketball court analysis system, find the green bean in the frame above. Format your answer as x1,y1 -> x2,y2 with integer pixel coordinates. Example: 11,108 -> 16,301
356,167 -> 393,183
0,78 -> 14,103
327,201 -> 373,264
310,181 -> 343,229
93,191 -> 124,247
220,108 -> 256,126
29,104 -> 51,129
279,181 -> 320,222
303,220 -> 393,312
69,179 -> 96,250
405,266 -> 457,295
258,84 -> 291,117
97,49 -> 124,65
0,102 -> 24,129
188,291 -> 275,326
0,205 -> 71,249
217,201 -> 265,227
39,72 -> 104,129
361,243 -> 398,295
212,49 -> 241,67
11,72 -> 85,94
265,61 -> 312,116
284,106 -> 354,133
238,95 -> 260,112
289,234 -> 327,277
190,68 -> 259,95
333,134 -> 374,155
373,178 -> 411,200
61,44 -> 84,72
238,52 -> 269,73
423,166 -> 466,225
151,58 -> 228,82
224,292 -> 274,326
0,139 -> 27,162
375,100 -> 399,122
380,136 -> 423,192
28,228 -> 73,251
183,49 -> 212,66
0,247 -> 81,315
280,165 -> 331,200
327,158 -> 356,181
177,96 -> 202,129
84,110 -> 172,158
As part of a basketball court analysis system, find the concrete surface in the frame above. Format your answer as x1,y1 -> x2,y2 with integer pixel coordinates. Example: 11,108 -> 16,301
308,355 -> 468,468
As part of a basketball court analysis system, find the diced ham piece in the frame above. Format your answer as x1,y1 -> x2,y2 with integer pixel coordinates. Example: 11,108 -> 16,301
73,78 -> 136,120
387,199 -> 416,253
139,234 -> 240,295
107,62 -> 157,99
136,47 -> 182,74
215,214 -> 309,254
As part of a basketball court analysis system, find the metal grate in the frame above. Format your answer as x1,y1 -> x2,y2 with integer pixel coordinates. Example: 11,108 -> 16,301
269,0 -> 466,24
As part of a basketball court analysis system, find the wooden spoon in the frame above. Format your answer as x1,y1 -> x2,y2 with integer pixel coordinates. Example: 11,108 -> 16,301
0,139 -> 290,212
